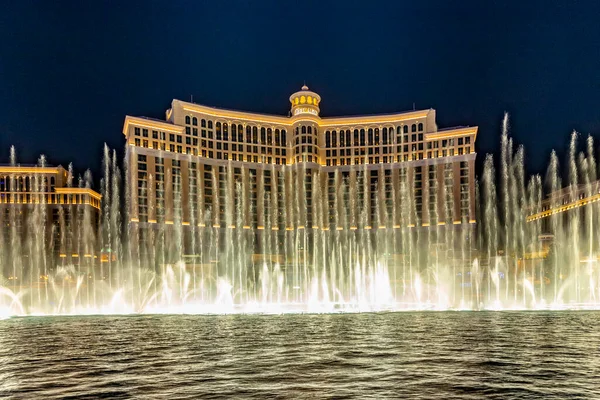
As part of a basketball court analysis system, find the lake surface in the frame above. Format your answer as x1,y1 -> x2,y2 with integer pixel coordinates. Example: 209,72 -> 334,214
1,311 -> 599,399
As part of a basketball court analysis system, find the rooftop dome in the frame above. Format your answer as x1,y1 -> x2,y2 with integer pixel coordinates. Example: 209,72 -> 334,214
289,84 -> 321,117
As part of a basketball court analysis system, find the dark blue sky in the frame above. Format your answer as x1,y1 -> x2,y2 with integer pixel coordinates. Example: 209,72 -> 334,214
1,0 -> 599,181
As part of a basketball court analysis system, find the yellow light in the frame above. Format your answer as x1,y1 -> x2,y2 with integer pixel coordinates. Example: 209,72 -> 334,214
307,96 -> 313,104
300,96 -> 306,104
0,167 -> 61,174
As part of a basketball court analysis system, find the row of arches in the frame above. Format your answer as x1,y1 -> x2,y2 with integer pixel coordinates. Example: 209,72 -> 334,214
0,175 -> 56,192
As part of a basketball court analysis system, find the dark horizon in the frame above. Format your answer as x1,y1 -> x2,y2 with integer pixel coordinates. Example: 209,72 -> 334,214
1,1 -> 599,185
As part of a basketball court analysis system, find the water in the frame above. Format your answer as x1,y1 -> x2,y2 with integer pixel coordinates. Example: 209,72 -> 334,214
1,311 -> 599,398
1,114 -> 600,315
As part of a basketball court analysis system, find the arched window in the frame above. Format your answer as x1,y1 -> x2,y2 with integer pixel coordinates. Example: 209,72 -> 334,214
246,126 -> 252,142
192,117 -> 198,126
201,119 -> 207,128
238,124 -> 243,142
397,126 -> 402,135
223,123 -> 228,140
185,116 -> 191,125
325,131 -> 331,147
307,126 -> 312,134
368,128 -> 373,145
281,130 -> 287,146
232,124 -> 237,136
208,120 -> 213,129
332,131 -> 337,147
302,126 -> 307,134
411,124 -> 416,132
215,122 -> 222,140
260,127 -> 266,143
382,127 -> 388,144
418,123 -> 423,131
403,125 -> 408,134
252,126 -> 258,143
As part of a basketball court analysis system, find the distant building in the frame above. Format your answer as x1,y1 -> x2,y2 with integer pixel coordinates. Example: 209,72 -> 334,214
0,164 -> 101,275
527,180 -> 600,224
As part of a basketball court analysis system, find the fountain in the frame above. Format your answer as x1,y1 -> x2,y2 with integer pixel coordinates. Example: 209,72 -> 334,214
1,113 -> 600,317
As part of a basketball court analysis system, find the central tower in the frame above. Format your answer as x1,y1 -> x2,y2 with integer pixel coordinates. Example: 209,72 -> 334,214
289,85 -> 321,164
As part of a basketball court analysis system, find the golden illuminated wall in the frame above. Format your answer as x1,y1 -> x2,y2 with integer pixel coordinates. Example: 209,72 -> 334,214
123,94 -> 478,227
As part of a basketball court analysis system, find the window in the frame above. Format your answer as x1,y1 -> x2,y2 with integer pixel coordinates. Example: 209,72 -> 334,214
418,123 -> 423,131
185,116 -> 191,125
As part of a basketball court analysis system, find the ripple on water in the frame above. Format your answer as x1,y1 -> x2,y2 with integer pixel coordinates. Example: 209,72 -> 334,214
0,311 -> 599,399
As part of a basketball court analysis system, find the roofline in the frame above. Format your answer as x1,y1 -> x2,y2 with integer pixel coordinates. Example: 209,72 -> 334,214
0,166 -> 66,174
122,115 -> 184,136
55,187 -> 102,200
123,100 -> 476,137
175,99 -> 434,126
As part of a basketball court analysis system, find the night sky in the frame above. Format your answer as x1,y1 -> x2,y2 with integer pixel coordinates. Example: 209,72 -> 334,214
1,1 -> 599,184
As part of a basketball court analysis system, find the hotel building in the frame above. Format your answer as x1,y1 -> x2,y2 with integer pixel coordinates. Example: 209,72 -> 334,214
123,86 -> 477,258
0,164 -> 101,273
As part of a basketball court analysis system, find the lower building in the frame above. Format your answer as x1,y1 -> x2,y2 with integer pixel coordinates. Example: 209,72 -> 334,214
0,164 -> 102,280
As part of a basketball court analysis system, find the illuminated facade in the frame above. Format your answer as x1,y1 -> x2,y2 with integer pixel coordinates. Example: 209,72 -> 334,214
123,86 -> 477,237
527,181 -> 600,223
0,165 -> 101,269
